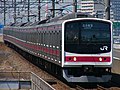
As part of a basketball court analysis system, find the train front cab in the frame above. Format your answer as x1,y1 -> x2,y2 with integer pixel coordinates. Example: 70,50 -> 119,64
61,18 -> 112,82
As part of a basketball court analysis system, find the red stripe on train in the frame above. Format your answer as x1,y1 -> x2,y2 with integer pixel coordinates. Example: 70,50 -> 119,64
65,56 -> 110,62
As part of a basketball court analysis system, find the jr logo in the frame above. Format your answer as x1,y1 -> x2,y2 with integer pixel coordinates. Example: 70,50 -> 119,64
100,46 -> 108,51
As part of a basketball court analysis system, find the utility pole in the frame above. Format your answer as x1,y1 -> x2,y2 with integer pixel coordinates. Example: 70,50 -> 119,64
12,0 -> 14,7
104,0 -> 110,20
14,0 -> 16,23
52,0 -> 55,18
28,0 -> 30,22
4,0 -> 6,25
38,0 -> 41,21
73,0 -> 77,13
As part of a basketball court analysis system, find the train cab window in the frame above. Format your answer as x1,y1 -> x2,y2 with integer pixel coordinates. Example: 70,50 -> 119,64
64,20 -> 111,54
65,22 -> 79,44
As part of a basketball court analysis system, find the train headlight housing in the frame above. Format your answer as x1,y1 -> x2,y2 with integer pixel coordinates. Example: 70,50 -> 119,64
99,57 -> 102,62
73,57 -> 77,61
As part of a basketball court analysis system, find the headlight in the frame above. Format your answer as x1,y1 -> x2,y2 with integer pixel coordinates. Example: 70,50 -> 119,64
73,57 -> 77,61
99,57 -> 102,62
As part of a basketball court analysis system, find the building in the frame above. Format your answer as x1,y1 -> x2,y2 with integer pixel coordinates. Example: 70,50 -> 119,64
110,0 -> 120,21
110,0 -> 120,43
94,0 -> 105,19
78,0 -> 105,18
78,0 -> 95,15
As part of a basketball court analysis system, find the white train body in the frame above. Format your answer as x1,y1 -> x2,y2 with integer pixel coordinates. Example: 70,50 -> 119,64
62,18 -> 112,82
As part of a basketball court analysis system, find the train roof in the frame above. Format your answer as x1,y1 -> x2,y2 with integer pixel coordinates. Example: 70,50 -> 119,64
30,19 -> 48,26
59,12 -> 93,20
47,12 -> 93,22
7,12 -> 94,27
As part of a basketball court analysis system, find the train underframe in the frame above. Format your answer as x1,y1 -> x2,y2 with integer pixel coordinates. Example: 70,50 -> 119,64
63,66 -> 111,82
4,40 -> 112,83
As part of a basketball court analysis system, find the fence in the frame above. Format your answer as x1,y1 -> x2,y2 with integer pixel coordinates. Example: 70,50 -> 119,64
0,71 -> 55,90
31,72 -> 55,90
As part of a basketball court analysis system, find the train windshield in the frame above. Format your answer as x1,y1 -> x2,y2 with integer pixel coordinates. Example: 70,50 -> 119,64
64,20 -> 111,54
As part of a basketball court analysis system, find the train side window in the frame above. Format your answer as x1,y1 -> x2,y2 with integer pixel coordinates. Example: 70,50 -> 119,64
39,31 -> 41,44
31,30 -> 33,42
31,30 -> 32,42
28,29 -> 29,41
31,29 -> 33,42
33,31 -> 35,43
44,31 -> 46,45
41,31 -> 43,44
30,30 -> 31,42
43,31 -> 44,44
46,31 -> 48,45
52,31 -> 54,46
34,30 -> 35,43
54,31 -> 57,46
50,31 -> 53,46
28,29 -> 30,42
55,31 -> 57,46
32,31 -> 34,42
33,30 -> 35,43
40,31 -> 42,44
56,31 -> 59,46
46,32 -> 49,45
49,31 -> 51,46
42,31 -> 44,44
44,31 -> 46,44
34,30 -> 36,43
48,32 -> 50,46
36,29 -> 38,43
25,29 -> 27,41
29,30 -> 30,42
22,29 -> 23,40
59,31 -> 61,45
53,31 -> 55,46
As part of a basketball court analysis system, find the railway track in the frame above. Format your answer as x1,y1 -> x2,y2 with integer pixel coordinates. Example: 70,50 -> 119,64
75,85 -> 107,90
75,84 -> 120,90
75,79 -> 120,90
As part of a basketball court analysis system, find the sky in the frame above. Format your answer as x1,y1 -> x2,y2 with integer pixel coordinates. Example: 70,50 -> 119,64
0,0 -> 79,25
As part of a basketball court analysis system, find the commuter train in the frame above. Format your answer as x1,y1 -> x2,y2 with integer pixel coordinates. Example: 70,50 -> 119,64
3,12 -> 112,82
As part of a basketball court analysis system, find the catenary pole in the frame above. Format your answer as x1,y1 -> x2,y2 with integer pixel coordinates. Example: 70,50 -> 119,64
28,0 -> 30,22
4,0 -> 6,25
104,0 -> 110,20
73,0 -> 77,13
38,0 -> 41,21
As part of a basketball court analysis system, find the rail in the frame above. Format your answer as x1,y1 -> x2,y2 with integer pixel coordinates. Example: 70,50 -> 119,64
97,85 -> 107,90
76,85 -> 85,90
